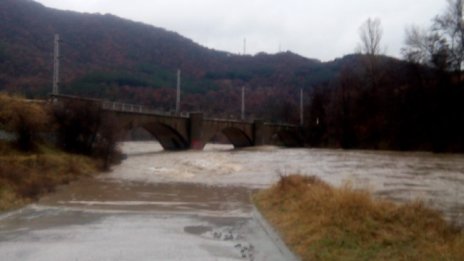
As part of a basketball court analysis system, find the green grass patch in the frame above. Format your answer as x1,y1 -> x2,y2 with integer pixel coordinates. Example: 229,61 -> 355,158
253,175 -> 464,261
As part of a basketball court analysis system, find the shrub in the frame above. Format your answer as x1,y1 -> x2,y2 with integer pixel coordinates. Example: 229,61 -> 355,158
0,93 -> 49,151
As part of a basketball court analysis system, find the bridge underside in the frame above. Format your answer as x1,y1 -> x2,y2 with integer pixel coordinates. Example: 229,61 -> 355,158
122,121 -> 303,151
143,123 -> 189,150
221,127 -> 253,148
123,124 -> 303,151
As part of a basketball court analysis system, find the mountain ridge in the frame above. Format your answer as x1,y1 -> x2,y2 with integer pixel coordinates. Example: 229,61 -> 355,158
0,0 -> 404,121
0,0 -> 334,88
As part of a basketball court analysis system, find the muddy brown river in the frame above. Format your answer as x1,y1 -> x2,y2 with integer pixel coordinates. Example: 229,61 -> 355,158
0,142 -> 463,260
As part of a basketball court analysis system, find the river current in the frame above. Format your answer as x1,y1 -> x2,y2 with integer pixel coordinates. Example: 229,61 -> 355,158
114,142 -> 464,222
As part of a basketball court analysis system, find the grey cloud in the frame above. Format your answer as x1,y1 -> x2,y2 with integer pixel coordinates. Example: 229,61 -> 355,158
36,0 -> 446,61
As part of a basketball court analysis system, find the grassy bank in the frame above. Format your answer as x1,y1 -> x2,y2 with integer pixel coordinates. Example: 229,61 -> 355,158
253,175 -> 464,261
0,141 -> 97,211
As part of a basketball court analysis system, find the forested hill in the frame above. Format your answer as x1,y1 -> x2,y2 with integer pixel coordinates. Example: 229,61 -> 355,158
0,0 -> 325,96
0,0 -> 386,103
0,0 -> 404,123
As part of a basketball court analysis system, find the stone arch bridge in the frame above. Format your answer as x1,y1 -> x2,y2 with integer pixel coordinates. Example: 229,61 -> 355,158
52,94 -> 303,150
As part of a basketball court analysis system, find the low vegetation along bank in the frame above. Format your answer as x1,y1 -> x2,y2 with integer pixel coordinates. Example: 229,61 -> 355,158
0,141 -> 97,210
254,175 -> 464,261
0,93 -> 120,211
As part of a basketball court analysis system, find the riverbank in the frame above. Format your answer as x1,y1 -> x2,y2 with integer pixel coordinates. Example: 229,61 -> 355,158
0,141 -> 98,211
253,175 -> 464,261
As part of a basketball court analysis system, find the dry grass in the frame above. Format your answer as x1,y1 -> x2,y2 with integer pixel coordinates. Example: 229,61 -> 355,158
0,141 -> 97,210
254,175 -> 464,261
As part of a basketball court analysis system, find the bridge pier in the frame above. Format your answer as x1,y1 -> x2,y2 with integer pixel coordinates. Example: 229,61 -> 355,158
189,112 -> 204,150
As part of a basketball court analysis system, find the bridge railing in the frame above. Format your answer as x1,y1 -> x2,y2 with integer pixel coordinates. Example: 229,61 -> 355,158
102,101 -> 143,113
50,94 -> 299,128
102,101 -> 299,128
101,100 -> 188,117
50,94 -> 189,117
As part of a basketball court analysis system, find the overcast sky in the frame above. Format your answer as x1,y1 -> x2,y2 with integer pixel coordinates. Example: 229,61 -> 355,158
35,0 -> 446,61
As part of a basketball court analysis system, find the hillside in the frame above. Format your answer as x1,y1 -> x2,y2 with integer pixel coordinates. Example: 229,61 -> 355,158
0,0 -> 340,106
0,0 -> 404,122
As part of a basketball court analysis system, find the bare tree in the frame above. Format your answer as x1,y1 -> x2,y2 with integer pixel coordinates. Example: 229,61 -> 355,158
402,0 -> 462,71
434,0 -> 464,71
358,18 -> 384,56
402,25 -> 450,70
357,18 -> 385,90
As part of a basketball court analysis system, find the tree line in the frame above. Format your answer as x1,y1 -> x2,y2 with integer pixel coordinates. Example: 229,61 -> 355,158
304,0 -> 464,152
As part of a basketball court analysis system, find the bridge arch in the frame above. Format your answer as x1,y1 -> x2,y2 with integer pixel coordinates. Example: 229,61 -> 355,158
141,122 -> 189,150
206,127 -> 253,149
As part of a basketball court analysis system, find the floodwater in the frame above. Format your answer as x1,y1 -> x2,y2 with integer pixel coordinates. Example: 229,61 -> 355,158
112,142 -> 464,222
1,142 -> 464,260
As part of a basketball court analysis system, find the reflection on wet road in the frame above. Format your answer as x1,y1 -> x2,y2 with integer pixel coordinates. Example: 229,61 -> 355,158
0,179 -> 290,260
0,142 -> 464,260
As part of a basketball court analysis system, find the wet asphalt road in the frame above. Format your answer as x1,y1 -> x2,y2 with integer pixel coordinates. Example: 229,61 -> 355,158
0,178 -> 296,261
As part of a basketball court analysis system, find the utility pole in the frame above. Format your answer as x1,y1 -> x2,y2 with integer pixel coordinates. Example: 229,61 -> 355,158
300,88 -> 304,126
241,86 -> 245,120
243,38 -> 247,55
52,34 -> 60,95
176,69 -> 181,114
